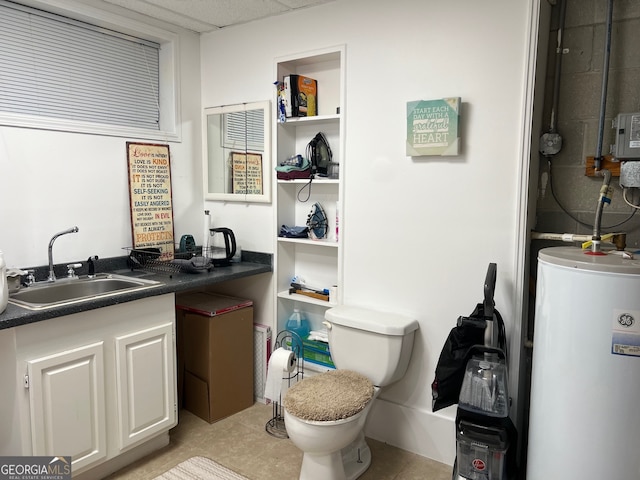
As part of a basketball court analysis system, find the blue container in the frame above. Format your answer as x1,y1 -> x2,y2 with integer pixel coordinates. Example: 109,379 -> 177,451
286,309 -> 310,355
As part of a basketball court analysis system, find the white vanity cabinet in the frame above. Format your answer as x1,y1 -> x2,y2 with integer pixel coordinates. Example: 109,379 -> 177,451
14,294 -> 177,477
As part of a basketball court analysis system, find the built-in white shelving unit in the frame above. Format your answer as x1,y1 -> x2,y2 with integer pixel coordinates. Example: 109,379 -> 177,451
274,46 -> 345,356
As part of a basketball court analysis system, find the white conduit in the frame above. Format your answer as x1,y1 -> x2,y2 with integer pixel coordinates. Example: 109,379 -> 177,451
531,232 -> 624,248
531,231 -> 619,244
532,232 -> 591,242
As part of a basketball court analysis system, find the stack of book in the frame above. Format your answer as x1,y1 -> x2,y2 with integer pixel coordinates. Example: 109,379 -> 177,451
302,337 -> 335,369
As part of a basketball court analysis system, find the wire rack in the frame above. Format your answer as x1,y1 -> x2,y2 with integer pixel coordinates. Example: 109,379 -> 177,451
123,246 -> 209,277
265,330 -> 305,439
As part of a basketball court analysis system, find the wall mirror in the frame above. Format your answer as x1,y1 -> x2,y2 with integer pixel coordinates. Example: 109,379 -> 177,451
203,100 -> 271,202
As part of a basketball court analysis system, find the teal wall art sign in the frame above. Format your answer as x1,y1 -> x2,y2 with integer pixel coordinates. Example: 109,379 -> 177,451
406,97 -> 460,156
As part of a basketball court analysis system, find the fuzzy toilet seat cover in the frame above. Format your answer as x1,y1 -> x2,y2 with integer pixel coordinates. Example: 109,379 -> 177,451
284,369 -> 374,422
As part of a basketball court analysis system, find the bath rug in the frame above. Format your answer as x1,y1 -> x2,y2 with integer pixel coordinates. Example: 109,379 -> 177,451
154,456 -> 249,480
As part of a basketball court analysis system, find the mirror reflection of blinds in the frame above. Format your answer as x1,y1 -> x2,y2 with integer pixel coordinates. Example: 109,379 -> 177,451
0,0 -> 160,130
223,110 -> 264,151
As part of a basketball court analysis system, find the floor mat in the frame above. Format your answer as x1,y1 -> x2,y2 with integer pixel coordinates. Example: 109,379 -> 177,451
154,456 -> 249,480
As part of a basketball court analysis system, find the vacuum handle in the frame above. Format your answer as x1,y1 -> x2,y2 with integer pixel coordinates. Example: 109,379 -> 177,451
483,263 -> 497,321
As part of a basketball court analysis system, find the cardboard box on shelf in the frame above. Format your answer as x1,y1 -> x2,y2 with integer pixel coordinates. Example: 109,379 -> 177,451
176,292 -> 254,423
283,74 -> 317,117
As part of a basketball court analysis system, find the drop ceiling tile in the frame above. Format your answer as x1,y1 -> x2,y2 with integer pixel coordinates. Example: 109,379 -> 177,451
277,0 -> 331,7
147,0 -> 289,27
103,0 -> 218,31
100,0 -> 336,32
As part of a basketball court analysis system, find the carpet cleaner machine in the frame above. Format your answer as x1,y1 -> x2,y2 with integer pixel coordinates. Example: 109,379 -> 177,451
432,263 -> 517,480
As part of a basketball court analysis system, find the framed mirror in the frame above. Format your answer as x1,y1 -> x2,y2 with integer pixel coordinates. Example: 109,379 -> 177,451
203,100 -> 271,202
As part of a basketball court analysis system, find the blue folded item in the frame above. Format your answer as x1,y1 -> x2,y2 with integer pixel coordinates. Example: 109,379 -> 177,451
276,155 -> 311,172
276,155 -> 312,180
279,225 -> 309,238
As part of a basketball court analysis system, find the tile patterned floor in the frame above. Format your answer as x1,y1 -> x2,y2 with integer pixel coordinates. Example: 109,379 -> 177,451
105,403 -> 452,480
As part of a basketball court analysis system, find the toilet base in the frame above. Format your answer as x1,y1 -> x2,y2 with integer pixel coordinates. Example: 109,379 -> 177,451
341,432 -> 371,480
300,450 -> 346,480
298,433 -> 372,480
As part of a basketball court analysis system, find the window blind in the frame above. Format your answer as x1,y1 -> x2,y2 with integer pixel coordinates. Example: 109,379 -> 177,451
223,109 -> 265,152
0,0 -> 160,130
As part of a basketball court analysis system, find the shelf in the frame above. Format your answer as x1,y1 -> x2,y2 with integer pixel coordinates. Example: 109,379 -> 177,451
277,290 -> 333,308
277,178 -> 339,185
277,237 -> 338,247
277,49 -> 341,68
278,113 -> 340,126
303,361 -> 335,374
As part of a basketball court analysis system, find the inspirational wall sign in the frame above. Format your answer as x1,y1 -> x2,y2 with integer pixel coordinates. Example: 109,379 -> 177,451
127,142 -> 175,260
406,97 -> 461,156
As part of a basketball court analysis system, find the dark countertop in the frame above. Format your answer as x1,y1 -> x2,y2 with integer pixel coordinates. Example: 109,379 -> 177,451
0,251 -> 272,330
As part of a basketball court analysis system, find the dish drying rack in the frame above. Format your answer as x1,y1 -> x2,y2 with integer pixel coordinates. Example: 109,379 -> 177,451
123,245 -> 209,277
265,330 -> 305,439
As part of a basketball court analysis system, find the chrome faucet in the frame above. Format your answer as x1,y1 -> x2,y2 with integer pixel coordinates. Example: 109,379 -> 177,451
47,226 -> 79,282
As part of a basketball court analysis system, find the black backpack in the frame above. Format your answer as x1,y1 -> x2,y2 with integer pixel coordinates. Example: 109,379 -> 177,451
306,132 -> 332,176
431,303 -> 507,412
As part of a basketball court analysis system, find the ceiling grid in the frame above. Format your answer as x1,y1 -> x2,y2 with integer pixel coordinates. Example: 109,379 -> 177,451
100,0 -> 335,32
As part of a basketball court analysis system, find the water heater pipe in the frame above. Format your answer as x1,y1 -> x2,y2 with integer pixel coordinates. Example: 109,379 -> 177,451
592,169 -> 613,253
591,0 -> 614,252
594,0 -> 614,169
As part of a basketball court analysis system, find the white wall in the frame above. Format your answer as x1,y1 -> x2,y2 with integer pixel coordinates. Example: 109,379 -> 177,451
0,1 -> 202,270
0,0 -> 539,467
201,0 -> 538,465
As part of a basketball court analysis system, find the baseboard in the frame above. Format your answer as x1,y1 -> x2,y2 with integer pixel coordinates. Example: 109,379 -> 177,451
364,397 -> 456,466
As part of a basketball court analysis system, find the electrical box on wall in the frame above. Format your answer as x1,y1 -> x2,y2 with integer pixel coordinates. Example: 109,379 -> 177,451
620,162 -> 640,188
614,112 -> 640,160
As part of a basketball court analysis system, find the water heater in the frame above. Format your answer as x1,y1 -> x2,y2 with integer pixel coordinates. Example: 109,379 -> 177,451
527,246 -> 640,479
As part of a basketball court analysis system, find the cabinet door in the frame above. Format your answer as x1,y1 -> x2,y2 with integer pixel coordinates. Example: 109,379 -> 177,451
114,322 -> 176,450
27,341 -> 107,472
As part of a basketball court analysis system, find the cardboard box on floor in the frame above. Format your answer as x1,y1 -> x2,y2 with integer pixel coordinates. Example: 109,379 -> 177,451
176,292 -> 254,423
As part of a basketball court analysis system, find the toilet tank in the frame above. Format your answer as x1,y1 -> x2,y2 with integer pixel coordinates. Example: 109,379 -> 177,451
324,305 -> 419,386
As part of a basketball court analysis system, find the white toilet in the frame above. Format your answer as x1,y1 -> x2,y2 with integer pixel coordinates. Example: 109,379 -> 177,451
283,305 -> 419,480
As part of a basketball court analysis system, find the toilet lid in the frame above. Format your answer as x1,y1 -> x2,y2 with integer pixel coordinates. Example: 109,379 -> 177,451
284,370 -> 374,422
